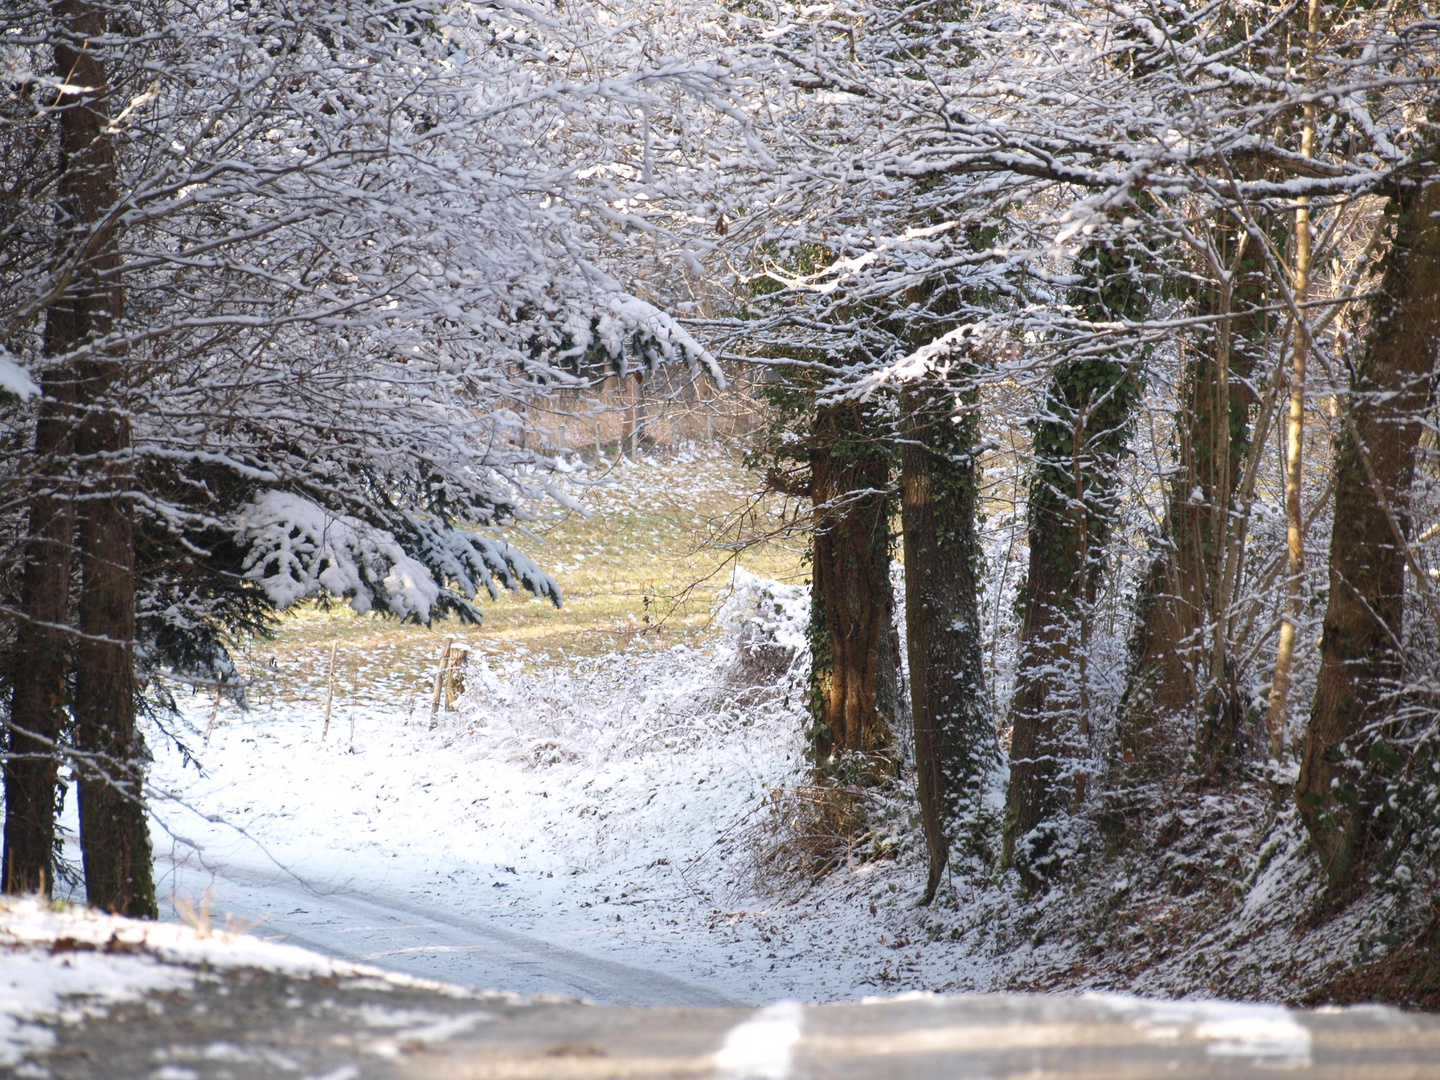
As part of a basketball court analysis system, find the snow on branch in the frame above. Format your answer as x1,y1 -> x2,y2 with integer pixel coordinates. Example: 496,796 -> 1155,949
403,514 -> 563,616
597,295 -> 725,386
0,346 -> 37,401
234,492 -> 561,626
235,492 -> 442,622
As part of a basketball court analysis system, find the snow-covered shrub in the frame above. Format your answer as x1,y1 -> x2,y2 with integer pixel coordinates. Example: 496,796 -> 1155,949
735,782 -> 885,899
707,570 -> 920,897
714,568 -> 810,700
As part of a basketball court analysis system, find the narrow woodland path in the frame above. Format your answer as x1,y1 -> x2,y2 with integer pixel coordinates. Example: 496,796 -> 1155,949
161,855 -> 739,1006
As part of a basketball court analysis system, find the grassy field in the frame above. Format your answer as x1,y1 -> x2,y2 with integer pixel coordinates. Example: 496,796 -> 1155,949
209,446 -> 806,718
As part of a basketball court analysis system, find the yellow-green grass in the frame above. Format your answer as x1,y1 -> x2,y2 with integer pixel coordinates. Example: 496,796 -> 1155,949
211,447 -> 806,716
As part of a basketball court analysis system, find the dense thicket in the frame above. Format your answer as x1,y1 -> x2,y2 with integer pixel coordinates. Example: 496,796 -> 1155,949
719,0 -> 1440,945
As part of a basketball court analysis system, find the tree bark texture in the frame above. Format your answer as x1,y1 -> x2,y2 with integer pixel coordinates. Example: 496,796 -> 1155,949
901,370 -> 996,903
0,56 -> 82,898
74,386 -> 155,918
2,0 -> 124,898
808,400 -> 898,775
1297,148 -> 1440,896
3,374 -> 76,897
1005,243 -> 1145,871
27,0 -> 155,917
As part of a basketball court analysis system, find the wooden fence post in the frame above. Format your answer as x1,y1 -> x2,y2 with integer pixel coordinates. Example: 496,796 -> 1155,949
204,682 -> 222,743
430,637 -> 454,728
321,640 -> 338,739
444,644 -> 469,711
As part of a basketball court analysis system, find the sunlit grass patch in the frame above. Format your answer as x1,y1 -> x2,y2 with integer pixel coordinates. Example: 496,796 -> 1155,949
218,446 -> 806,715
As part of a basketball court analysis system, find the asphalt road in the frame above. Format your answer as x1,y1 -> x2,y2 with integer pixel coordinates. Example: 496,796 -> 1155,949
157,854 -> 737,1007
118,859 -> 1440,1078
28,964 -> 1440,1080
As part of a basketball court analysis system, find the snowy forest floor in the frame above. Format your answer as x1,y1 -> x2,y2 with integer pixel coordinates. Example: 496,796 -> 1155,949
63,446 -> 1435,1007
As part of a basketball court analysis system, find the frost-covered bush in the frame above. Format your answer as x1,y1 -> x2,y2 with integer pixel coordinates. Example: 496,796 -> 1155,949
447,573 -> 810,773
714,568 -> 811,695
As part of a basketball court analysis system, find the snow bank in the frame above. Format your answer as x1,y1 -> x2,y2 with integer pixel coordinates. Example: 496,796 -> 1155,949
0,897 -> 485,1069
0,945 -> 190,1069
3,897 -> 382,978
1093,994 -> 1312,1065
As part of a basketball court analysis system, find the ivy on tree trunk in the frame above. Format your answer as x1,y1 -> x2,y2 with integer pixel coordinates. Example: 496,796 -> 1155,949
1005,241 -> 1146,874
1117,202 -> 1274,788
901,365 -> 996,902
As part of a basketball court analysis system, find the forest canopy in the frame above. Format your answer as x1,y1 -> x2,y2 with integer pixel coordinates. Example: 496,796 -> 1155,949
3,0 -> 1440,1000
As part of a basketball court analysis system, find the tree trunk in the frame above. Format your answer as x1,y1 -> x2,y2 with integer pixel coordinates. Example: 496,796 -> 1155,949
1297,143 -> 1440,897
3,374 -> 77,897
1263,0 -> 1322,760
74,384 -> 155,918
1004,242 -> 1145,872
47,0 -> 156,917
901,369 -> 996,902
2,0 -> 126,898
808,400 -> 897,775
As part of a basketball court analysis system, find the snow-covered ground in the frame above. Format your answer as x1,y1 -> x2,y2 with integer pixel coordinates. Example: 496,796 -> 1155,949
137,569 -> 964,1005
130,568 -> 1397,1008
34,453 -> 1401,1012
14,896 -> 1434,1080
